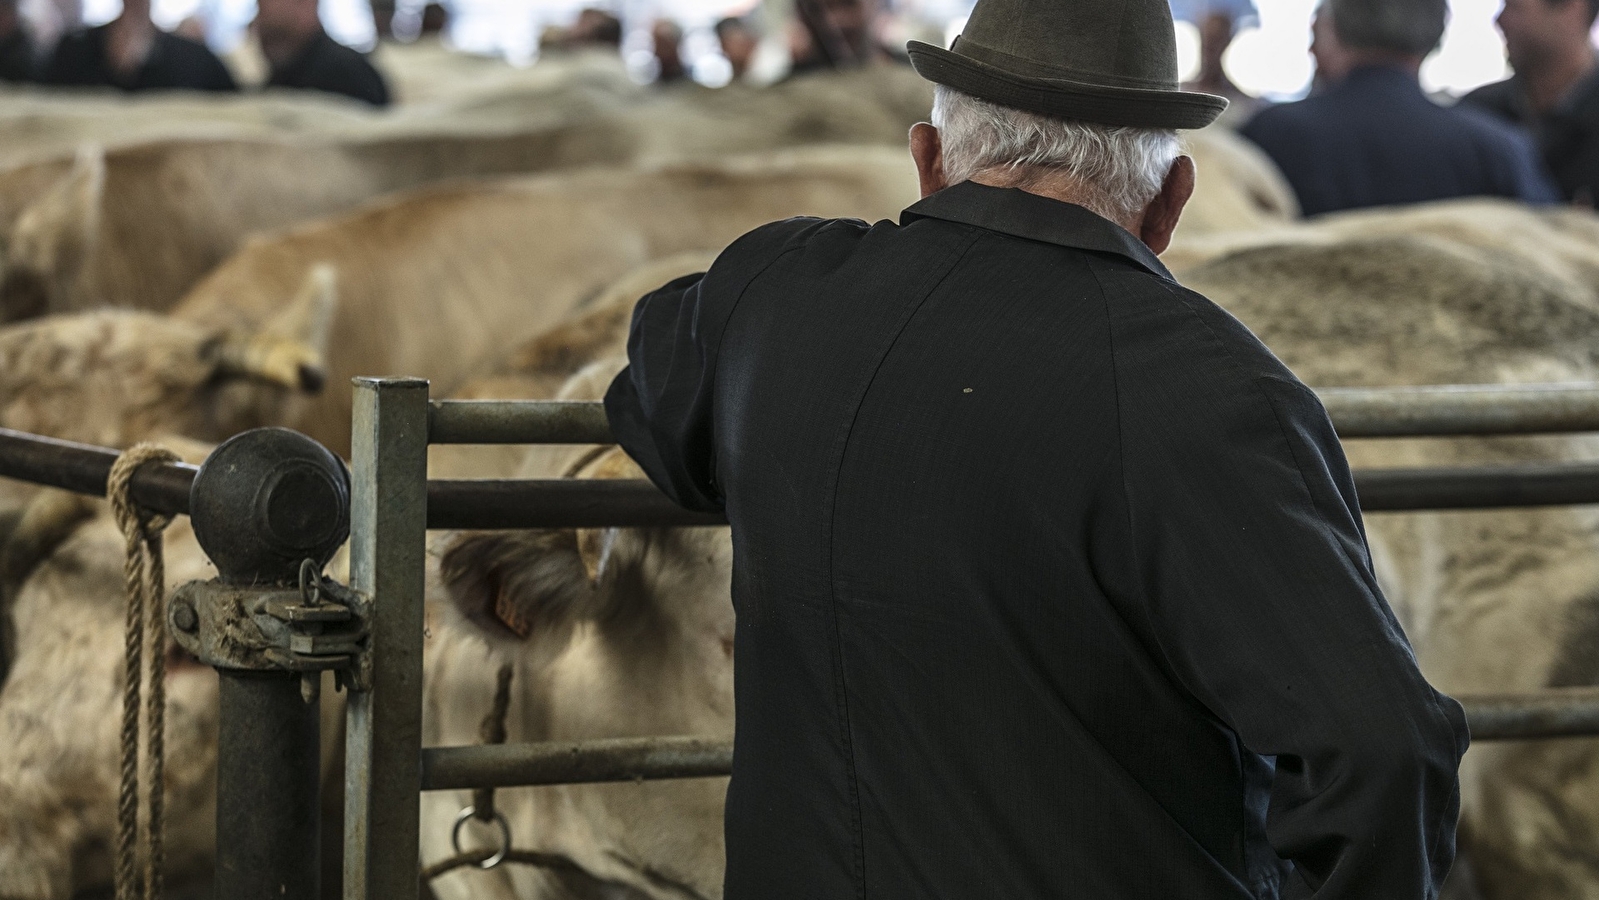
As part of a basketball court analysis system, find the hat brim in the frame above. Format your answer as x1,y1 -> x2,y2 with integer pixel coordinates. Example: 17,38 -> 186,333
907,40 -> 1227,130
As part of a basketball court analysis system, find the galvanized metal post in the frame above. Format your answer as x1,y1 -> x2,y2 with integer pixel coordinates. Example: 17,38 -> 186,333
344,378 -> 430,900
187,428 -> 351,900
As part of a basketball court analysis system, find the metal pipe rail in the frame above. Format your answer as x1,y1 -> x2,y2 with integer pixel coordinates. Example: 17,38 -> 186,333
412,687 -> 1599,793
426,462 -> 1599,528
9,429 -> 1599,524
1320,384 -> 1599,438
430,385 -> 1599,446
1462,687 -> 1599,741
0,427 -> 196,514
420,736 -> 733,790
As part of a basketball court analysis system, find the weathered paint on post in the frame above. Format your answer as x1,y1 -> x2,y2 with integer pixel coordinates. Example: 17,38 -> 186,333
345,378 -> 430,900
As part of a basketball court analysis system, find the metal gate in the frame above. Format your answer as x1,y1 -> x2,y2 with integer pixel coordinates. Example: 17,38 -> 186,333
339,380 -> 1599,897
11,381 -> 1599,897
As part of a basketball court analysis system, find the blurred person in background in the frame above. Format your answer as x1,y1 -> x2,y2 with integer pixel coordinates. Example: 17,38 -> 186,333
789,0 -> 899,76
1172,0 -> 1258,116
716,15 -> 756,81
0,0 -> 34,80
1462,0 -> 1599,205
543,7 -> 621,53
255,0 -> 389,105
651,18 -> 687,83
42,0 -> 236,90
1307,2 -> 1354,93
1240,0 -> 1556,215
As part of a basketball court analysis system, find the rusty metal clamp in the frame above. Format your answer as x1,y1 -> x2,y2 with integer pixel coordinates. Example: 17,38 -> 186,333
169,558 -> 371,698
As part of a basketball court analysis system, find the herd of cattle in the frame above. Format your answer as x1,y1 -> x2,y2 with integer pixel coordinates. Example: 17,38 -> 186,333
0,50 -> 1597,900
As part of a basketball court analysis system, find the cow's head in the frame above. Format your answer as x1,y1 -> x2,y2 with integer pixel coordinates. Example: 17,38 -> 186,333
0,147 -> 103,324
0,263 -> 335,449
431,447 -> 734,898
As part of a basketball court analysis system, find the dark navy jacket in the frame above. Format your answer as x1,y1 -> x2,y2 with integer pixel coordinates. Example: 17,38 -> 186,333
1242,65 -> 1558,216
268,29 -> 389,107
42,23 -> 235,92
1464,68 -> 1599,205
606,182 -> 1469,899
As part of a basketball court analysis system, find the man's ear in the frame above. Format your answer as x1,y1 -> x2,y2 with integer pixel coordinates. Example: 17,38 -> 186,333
910,123 -> 948,198
1139,155 -> 1196,255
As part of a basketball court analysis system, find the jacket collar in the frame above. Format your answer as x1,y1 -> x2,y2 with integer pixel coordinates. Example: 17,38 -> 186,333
901,181 -> 1174,281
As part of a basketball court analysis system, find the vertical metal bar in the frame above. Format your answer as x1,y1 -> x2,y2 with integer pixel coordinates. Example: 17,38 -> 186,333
344,378 -> 430,900
216,672 -> 321,899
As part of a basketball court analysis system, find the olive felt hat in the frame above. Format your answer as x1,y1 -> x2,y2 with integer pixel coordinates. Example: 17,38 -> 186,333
907,0 -> 1228,130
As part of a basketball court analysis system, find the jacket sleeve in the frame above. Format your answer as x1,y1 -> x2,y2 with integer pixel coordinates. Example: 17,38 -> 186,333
1107,324 -> 1469,897
604,219 -> 814,512
603,271 -> 723,511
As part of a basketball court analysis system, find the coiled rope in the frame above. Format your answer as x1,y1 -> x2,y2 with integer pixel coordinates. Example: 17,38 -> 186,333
108,444 -> 179,900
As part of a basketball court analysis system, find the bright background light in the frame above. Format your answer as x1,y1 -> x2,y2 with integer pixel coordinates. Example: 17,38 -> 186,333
43,0 -> 1599,97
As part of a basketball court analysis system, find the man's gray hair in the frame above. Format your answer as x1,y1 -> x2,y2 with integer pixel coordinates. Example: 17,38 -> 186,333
931,86 -> 1181,222
1328,0 -> 1447,56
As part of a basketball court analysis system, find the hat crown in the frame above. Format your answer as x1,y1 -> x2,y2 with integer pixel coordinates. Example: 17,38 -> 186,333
957,0 -> 1180,92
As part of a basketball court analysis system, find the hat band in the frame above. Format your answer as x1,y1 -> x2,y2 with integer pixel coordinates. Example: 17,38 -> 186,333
952,36 -> 1180,93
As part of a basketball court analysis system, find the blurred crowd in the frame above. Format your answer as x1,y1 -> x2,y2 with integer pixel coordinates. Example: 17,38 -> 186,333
1222,0 -> 1597,211
0,0 -> 916,104
0,0 -> 1594,214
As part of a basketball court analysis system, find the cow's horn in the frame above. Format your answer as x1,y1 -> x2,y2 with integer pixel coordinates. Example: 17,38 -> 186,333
213,264 -> 336,392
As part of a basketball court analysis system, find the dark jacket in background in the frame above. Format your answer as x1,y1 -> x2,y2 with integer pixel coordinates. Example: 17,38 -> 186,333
0,27 -> 32,81
605,181 -> 1470,899
268,29 -> 389,106
1463,68 -> 1599,205
1242,65 -> 1558,215
42,23 -> 235,91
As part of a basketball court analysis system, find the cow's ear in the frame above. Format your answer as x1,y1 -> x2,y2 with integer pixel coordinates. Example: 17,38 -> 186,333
2,146 -> 104,322
439,529 -> 600,642
210,264 -> 335,393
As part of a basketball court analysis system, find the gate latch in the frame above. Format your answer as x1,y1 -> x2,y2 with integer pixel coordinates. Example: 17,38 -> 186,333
169,560 -> 372,698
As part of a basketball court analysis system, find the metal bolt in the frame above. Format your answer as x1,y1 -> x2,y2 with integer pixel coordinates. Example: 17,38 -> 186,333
172,601 -> 199,634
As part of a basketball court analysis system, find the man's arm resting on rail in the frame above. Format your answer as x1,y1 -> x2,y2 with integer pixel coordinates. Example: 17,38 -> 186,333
604,218 -> 819,511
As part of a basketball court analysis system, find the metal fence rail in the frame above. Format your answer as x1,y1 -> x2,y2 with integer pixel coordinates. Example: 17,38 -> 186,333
12,383 -> 1599,899
413,685 -> 1599,794
431,384 -> 1599,446
1321,384 -> 1599,438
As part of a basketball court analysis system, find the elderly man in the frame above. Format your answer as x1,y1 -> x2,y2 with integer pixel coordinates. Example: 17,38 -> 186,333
255,0 -> 388,105
1463,0 -> 1599,205
1241,0 -> 1555,215
605,0 -> 1468,895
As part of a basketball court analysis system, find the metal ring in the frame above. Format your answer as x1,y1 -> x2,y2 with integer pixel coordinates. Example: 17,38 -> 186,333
299,558 -> 322,606
451,806 -> 511,870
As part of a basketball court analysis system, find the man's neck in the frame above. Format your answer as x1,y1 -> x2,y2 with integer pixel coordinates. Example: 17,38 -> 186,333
1520,43 -> 1598,114
967,170 -> 1135,231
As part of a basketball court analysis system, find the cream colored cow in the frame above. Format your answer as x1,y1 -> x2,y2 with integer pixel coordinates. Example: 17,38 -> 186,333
169,147 -> 922,455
